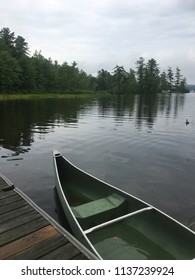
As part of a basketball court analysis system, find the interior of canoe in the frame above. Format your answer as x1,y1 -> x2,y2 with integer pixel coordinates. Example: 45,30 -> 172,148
56,155 -> 195,260
56,155 -> 148,230
87,210 -> 195,260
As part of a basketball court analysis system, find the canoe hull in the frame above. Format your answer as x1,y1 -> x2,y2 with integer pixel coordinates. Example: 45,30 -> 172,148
53,150 -> 195,260
53,151 -> 97,256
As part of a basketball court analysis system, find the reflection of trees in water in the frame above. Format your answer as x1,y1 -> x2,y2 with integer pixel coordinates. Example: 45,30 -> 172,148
0,94 -> 186,155
136,94 -> 159,129
97,94 -> 136,121
97,93 -> 186,129
137,93 -> 186,128
0,98 -> 94,154
0,101 -> 33,153
158,93 -> 185,119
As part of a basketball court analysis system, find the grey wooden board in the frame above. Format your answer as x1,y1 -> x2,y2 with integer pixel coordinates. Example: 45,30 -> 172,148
7,234 -> 69,260
0,217 -> 49,246
0,194 -> 23,206
0,178 -> 9,190
0,211 -> 42,233
0,190 -> 16,200
39,242 -> 81,260
0,205 -> 34,223
0,199 -> 27,214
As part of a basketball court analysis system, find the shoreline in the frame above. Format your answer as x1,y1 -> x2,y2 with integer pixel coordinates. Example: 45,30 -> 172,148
0,92 -> 102,100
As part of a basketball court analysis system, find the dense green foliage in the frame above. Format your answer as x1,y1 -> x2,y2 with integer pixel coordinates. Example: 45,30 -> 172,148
0,27 -> 189,94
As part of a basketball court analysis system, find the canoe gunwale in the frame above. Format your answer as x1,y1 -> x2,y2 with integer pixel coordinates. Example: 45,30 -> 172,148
84,206 -> 153,235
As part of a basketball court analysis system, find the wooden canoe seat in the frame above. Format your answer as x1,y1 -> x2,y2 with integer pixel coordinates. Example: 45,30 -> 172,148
71,193 -> 128,230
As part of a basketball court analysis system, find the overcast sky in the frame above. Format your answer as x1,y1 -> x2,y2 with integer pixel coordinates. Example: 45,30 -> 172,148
0,0 -> 195,83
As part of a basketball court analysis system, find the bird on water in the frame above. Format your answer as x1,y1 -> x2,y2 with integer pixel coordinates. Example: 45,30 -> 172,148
185,119 -> 189,125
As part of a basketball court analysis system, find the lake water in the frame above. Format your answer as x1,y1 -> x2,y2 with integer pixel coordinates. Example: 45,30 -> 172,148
1,93 -> 195,231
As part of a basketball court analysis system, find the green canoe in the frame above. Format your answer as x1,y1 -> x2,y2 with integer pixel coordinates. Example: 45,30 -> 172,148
53,150 -> 195,260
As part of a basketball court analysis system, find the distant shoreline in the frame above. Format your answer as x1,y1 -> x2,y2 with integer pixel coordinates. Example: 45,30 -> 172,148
0,92 -> 110,100
0,91 -> 192,101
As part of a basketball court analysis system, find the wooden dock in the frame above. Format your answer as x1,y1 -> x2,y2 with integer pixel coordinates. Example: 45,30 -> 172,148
0,174 -> 98,260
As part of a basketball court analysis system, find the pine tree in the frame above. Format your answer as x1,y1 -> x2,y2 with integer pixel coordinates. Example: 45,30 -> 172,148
145,58 -> 160,94
174,67 -> 181,92
136,57 -> 145,93
167,67 -> 174,92
160,71 -> 169,92
112,65 -> 128,94
14,36 -> 29,58
0,27 -> 15,54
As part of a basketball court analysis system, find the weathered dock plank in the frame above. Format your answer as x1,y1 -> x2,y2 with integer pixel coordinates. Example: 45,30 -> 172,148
0,174 -> 98,260
0,217 -> 49,246
0,205 -> 34,223
0,210 -> 43,234
39,242 -> 82,260
0,199 -> 27,215
0,190 -> 16,200
0,193 -> 23,206
0,225 -> 58,259
0,177 -> 11,190
7,233 -> 69,260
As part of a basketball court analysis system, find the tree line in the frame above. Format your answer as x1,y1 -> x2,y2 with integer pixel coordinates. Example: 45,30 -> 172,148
0,27 -> 188,94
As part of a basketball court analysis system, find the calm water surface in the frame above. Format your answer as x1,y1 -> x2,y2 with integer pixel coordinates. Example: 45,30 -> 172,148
1,93 -> 195,230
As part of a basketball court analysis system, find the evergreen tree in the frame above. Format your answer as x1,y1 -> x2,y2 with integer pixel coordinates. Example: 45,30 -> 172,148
144,58 -> 160,94
174,67 -> 181,92
160,71 -> 169,92
57,62 -> 69,92
136,57 -> 145,93
0,27 -> 15,54
0,38 -> 9,52
96,69 -> 111,91
67,61 -> 79,92
167,67 -> 174,92
112,65 -> 128,94
32,50 -> 48,91
88,75 -> 97,91
14,35 -> 29,58
78,70 -> 90,90
178,77 -> 188,93
126,68 -> 137,94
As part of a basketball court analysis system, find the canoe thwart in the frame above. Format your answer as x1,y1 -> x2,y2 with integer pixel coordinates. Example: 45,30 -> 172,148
84,206 -> 153,234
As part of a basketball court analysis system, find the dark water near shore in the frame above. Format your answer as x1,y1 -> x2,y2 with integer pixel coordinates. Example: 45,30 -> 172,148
0,93 -> 195,230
